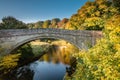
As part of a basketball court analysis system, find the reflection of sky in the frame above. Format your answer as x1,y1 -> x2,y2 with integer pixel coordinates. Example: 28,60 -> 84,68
30,61 -> 66,80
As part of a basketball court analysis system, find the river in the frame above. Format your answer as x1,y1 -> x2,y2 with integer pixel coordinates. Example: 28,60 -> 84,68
0,52 -> 76,80
0,41 -> 78,80
7,57 -> 74,80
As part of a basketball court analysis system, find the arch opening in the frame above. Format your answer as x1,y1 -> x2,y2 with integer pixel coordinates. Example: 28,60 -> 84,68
1,37 -> 79,80
10,36 -> 80,54
10,37 -> 79,64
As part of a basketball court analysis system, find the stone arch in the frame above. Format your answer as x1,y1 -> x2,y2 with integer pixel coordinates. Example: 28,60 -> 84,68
9,35 -> 79,54
0,29 -> 102,56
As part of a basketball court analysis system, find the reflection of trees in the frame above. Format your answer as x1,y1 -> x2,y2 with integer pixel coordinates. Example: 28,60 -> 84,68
1,66 -> 34,80
0,40 -> 78,79
0,43 -> 35,80
42,44 -> 72,64
41,43 -> 78,76
15,66 -> 34,80
66,57 -> 77,76
41,42 -> 78,65
42,44 -> 59,63
43,53 -> 51,62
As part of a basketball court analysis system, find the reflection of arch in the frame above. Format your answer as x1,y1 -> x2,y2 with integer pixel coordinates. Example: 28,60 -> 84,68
10,36 -> 78,54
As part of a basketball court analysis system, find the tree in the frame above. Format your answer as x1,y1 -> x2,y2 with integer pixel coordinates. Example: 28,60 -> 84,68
16,43 -> 34,63
68,0 -> 119,30
50,18 -> 60,28
42,20 -> 51,28
70,14 -> 120,80
27,23 -> 35,29
112,0 -> 120,8
0,16 -> 27,29
58,18 -> 69,29
34,21 -> 44,28
0,23 -> 3,29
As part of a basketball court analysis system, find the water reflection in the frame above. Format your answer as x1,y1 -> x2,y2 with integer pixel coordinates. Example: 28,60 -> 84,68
30,61 -> 68,80
0,40 -> 78,80
5,59 -> 71,80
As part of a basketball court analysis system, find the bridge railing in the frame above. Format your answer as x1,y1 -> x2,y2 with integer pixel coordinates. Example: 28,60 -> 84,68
0,28 -> 102,38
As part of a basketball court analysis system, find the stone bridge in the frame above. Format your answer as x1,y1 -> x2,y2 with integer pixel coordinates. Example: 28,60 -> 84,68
0,28 -> 102,56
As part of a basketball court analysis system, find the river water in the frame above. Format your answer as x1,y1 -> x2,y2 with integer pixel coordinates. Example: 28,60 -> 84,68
1,53 -> 76,80
29,61 -> 69,80
11,58 -> 72,80
0,43 -> 77,80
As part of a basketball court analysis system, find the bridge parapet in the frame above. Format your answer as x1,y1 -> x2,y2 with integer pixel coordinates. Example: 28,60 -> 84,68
0,28 -> 102,37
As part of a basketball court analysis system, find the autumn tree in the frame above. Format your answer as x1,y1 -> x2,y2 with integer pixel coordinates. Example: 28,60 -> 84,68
50,18 -> 60,28
42,20 -> 51,28
68,0 -> 119,30
58,18 -> 69,29
69,14 -> 120,80
34,21 -> 44,28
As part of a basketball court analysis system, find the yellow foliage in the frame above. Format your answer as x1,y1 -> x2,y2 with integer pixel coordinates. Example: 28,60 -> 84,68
70,15 -> 120,79
68,0 -> 119,30
0,54 -> 20,74
84,17 -> 103,26
99,4 -> 107,9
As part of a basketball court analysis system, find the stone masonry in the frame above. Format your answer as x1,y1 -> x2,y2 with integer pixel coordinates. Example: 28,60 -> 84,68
0,28 -> 102,56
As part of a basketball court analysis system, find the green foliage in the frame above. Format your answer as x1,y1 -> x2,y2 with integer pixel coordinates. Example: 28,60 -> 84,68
0,16 -> 27,29
17,43 -> 34,62
112,0 -> 120,8
70,14 -> 120,79
34,21 -> 44,28
27,23 -> 35,29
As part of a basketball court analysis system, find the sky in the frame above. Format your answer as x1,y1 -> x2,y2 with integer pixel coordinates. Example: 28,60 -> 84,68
0,0 -> 88,23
